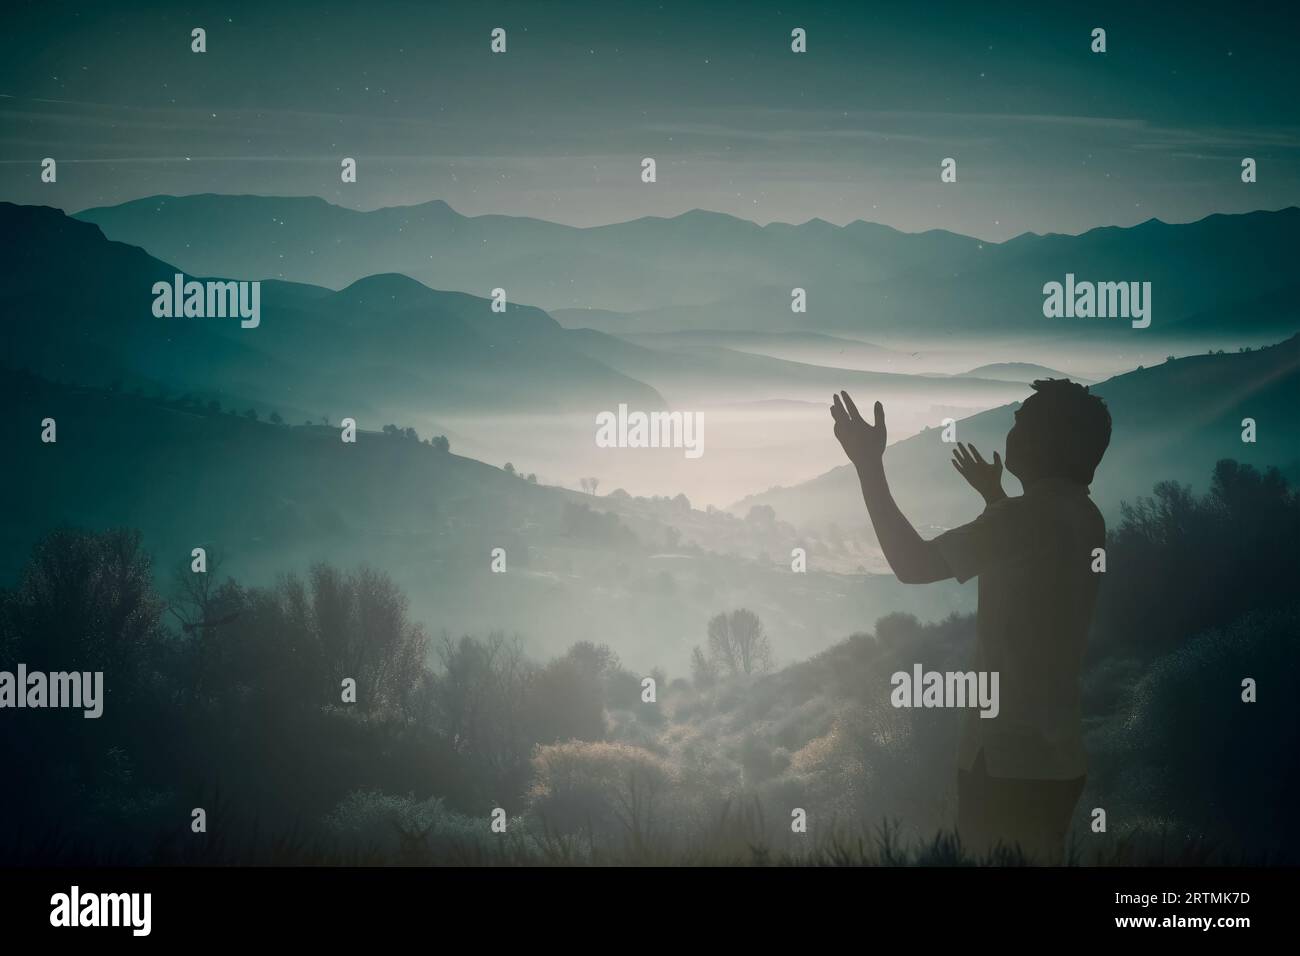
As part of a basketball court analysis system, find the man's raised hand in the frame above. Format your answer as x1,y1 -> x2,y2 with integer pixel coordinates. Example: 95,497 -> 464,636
951,441 -> 1006,504
831,391 -> 887,467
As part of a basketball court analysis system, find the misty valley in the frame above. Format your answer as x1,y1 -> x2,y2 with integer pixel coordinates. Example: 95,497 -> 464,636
1,193 -> 1298,869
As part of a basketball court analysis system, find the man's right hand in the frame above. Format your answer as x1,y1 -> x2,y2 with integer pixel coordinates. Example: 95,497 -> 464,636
831,391 -> 887,468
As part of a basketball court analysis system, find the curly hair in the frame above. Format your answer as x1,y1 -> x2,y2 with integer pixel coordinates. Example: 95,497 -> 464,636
1017,378 -> 1112,485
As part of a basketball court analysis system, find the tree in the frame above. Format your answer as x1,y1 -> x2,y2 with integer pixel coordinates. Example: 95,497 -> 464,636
269,411 -> 283,425
167,552 -> 243,702
563,641 -> 621,677
431,435 -> 450,453
524,656 -> 607,745
1,528 -> 166,694
0,529 -> 170,829
527,741 -> 676,845
690,646 -> 719,688
308,564 -> 428,716
504,462 -> 516,477
208,564 -> 429,718
706,609 -> 773,676
561,502 -> 637,548
429,633 -> 531,785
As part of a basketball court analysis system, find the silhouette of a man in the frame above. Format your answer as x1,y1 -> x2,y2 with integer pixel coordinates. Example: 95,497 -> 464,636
831,380 -> 1111,863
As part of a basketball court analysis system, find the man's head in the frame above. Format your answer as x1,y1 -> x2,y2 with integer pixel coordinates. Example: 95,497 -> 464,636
1004,379 -> 1111,486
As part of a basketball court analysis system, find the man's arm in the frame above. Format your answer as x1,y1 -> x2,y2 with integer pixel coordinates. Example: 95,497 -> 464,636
853,456 -> 953,584
831,392 -> 952,585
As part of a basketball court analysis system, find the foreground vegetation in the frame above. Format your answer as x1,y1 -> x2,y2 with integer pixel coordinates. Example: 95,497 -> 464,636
2,461 -> 1297,865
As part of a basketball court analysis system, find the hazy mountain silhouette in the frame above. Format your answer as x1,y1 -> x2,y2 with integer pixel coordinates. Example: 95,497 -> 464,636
74,194 -> 981,318
0,203 -> 664,415
618,330 -> 905,367
563,327 -> 1030,407
855,209 -> 1300,341
76,196 -> 1300,339
735,335 -> 1300,533
956,362 -> 1089,384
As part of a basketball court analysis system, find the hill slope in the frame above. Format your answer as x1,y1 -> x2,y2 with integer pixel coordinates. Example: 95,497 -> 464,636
1,372 -> 970,671
734,336 -> 1300,534
0,203 -> 664,416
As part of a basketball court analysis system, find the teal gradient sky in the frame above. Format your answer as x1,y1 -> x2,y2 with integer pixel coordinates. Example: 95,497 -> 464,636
2,0 -> 1297,239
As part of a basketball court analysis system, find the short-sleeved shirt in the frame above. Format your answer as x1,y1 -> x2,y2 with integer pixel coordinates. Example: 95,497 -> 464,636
933,478 -> 1105,780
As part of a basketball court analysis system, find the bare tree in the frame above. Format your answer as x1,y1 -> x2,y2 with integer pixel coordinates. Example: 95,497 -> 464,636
706,609 -> 773,676
432,632 -> 530,773
168,552 -> 242,703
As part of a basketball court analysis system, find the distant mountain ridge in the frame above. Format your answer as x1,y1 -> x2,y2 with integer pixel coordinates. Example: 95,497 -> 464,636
0,202 -> 665,417
73,193 -> 982,318
957,362 -> 1088,384
75,196 -> 1300,340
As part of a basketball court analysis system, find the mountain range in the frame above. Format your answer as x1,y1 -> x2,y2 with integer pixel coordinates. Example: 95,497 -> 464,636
76,196 -> 1300,341
0,203 -> 664,418
1,202 -> 1050,421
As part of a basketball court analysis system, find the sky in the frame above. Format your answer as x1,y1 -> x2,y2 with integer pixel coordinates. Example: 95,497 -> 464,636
2,0 -> 1298,240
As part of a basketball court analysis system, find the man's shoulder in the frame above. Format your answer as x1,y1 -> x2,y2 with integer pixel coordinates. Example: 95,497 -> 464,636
1077,490 -> 1106,527
1049,489 -> 1106,542
1019,485 -> 1106,533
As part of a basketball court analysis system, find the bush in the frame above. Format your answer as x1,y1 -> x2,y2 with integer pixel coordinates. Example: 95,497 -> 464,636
1095,605 -> 1300,858
1093,461 -> 1300,658
527,741 -> 678,847
324,789 -> 543,863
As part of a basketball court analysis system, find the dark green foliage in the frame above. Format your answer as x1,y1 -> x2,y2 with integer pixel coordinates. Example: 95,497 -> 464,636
2,458 -> 1297,865
1091,607 -> 1300,855
560,502 -> 638,549
1092,460 -> 1300,658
